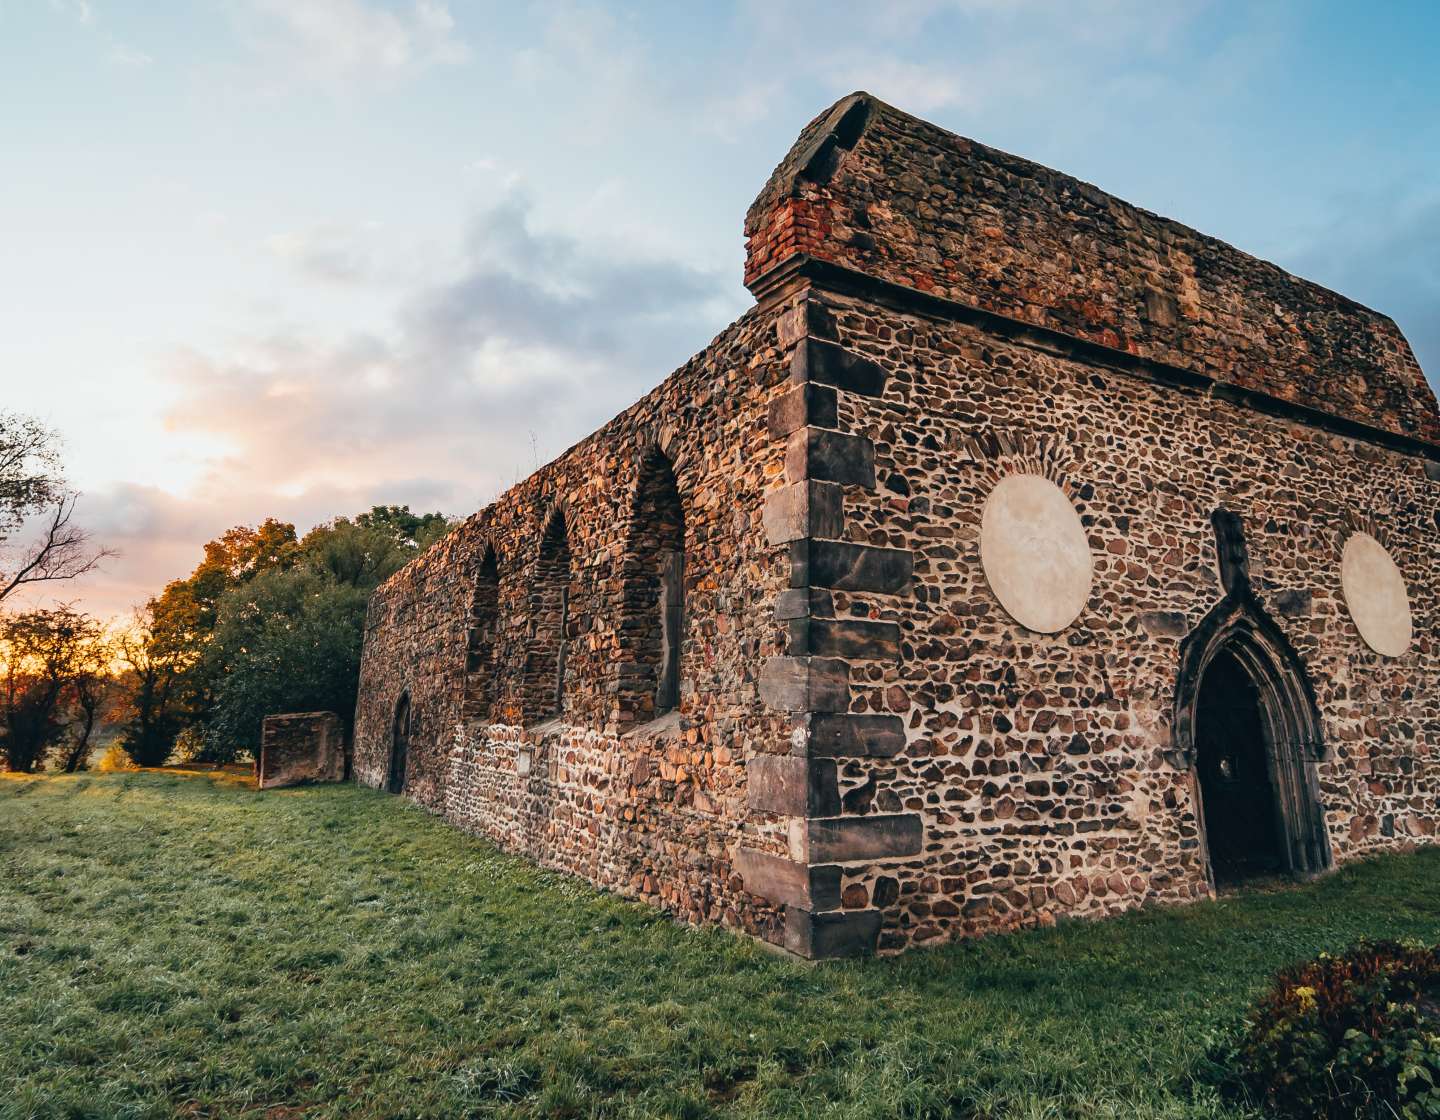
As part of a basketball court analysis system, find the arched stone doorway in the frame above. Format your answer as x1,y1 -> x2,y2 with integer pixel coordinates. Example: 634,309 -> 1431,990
388,694 -> 410,795
1172,511 -> 1332,886
1193,646 -> 1283,882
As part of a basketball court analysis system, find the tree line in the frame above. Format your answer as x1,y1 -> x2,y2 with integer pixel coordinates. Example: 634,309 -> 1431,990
0,409 -> 449,772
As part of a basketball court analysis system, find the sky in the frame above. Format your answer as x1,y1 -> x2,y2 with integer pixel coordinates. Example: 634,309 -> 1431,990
2,0 -> 1438,621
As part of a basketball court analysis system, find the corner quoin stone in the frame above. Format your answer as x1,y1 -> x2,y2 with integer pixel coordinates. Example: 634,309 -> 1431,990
789,539 -> 913,593
784,906 -> 884,960
805,813 -> 925,863
747,754 -> 841,817
790,338 -> 888,397
785,427 -> 877,488
759,656 -> 851,712
735,848 -> 842,911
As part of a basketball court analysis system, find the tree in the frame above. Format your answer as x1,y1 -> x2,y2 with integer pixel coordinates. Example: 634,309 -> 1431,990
0,412 -> 109,604
194,507 -> 451,761
112,605 -> 194,768
0,607 -> 100,772
57,627 -> 114,772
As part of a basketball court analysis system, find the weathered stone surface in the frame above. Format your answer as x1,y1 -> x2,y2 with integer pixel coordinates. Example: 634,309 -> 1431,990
1341,532 -> 1412,657
785,427 -> 876,488
774,588 -> 835,621
353,90 -> 1440,962
979,474 -> 1093,633
790,337 -> 888,396
758,657 -> 850,713
1139,611 -> 1189,638
806,814 -> 924,862
745,92 -> 1439,444
787,617 -> 901,660
784,905 -> 883,959
763,481 -> 844,545
1273,589 -> 1313,619
735,848 -> 841,911
804,714 -> 908,758
768,383 -> 838,438
747,755 -> 840,817
789,539 -> 913,592
257,712 -> 345,790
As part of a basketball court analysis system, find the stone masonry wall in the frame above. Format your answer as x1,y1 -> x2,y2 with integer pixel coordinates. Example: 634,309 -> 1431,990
354,91 -> 1440,958
786,281 -> 1440,952
352,305 -> 807,946
256,711 -> 345,790
745,94 -> 1439,444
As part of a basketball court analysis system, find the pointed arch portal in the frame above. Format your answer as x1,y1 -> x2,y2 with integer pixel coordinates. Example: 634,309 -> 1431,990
1171,511 -> 1331,884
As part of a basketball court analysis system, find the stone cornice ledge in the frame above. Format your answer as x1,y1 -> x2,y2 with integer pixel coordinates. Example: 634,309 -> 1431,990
750,254 -> 1440,465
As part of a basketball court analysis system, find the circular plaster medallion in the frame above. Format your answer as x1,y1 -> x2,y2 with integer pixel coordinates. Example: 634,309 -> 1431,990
1341,532 -> 1412,658
979,474 -> 1093,633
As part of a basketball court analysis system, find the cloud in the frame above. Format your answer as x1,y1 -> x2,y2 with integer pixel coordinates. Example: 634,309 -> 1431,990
75,192 -> 739,616
264,225 -> 376,285
236,0 -> 470,87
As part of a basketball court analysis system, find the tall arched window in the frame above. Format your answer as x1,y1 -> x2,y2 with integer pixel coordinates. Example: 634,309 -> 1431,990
462,547 -> 500,719
388,693 -> 410,794
524,512 -> 571,722
618,450 -> 685,722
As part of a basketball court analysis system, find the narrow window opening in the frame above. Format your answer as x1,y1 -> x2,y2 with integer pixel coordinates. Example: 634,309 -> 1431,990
619,451 -> 685,723
525,514 -> 572,722
388,693 -> 410,794
463,548 -> 500,719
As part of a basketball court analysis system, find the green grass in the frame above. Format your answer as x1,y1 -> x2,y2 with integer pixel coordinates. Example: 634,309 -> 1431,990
3,771 -> 1439,1119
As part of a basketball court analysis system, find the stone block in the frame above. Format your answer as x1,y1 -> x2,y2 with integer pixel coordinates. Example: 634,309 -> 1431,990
1423,460 -> 1440,482
784,906 -> 883,959
762,481 -> 844,545
759,657 -> 850,712
787,617 -> 901,661
803,713 -> 907,758
735,848 -> 841,911
256,711 -> 345,790
805,813 -> 924,862
774,588 -> 835,621
1273,589 -> 1313,618
747,754 -> 840,817
768,382 -> 839,438
785,428 -> 876,488
775,299 -> 839,350
790,338 -> 887,396
1138,610 -> 1188,638
790,539 -> 913,593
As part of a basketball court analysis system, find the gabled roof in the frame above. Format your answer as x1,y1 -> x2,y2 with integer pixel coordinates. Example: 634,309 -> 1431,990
745,93 -> 1439,446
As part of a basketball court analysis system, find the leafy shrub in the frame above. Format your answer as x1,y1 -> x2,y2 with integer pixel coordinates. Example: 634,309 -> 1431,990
1229,939 -> 1440,1118
95,744 -> 137,772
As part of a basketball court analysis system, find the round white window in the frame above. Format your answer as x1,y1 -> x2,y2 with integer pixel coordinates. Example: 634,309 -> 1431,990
979,474 -> 1093,633
1341,532 -> 1412,658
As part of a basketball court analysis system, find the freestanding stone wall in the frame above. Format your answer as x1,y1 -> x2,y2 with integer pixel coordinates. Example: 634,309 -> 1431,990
353,92 -> 1440,957
257,712 -> 345,790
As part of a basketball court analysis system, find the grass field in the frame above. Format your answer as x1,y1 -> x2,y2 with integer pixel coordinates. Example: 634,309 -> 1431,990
3,770 -> 1439,1119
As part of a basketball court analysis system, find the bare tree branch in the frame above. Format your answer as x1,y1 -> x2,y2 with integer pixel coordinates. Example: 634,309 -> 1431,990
0,494 -> 116,604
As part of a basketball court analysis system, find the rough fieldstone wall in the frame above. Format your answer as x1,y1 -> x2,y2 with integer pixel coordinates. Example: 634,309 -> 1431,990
256,711 -> 345,790
354,91 -> 1439,958
803,283 -> 1440,951
351,306 -> 803,944
745,94 -> 1439,444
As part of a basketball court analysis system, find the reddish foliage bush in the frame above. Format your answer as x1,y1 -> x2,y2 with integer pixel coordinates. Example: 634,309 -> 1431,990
1231,939 -> 1440,1118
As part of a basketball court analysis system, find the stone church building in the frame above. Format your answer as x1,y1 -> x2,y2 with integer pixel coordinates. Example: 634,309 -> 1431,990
352,93 -> 1440,958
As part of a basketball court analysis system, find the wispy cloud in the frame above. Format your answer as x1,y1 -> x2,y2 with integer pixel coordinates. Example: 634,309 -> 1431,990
235,0 -> 470,88
49,193 -> 741,617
